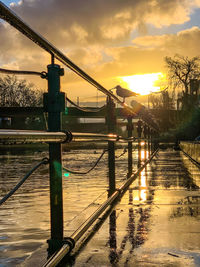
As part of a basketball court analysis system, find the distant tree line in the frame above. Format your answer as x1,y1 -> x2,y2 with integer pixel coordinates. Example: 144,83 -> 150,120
152,54 -> 200,140
149,54 -> 200,111
165,54 -> 200,95
0,75 -> 43,107
149,90 -> 175,110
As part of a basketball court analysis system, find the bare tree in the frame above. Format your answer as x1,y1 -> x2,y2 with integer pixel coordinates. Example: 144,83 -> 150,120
149,94 -> 161,109
0,75 -> 43,107
149,90 -> 175,110
165,54 -> 200,94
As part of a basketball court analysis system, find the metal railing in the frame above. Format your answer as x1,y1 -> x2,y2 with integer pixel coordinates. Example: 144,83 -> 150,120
0,1 -> 158,129
0,2 -> 160,266
43,149 -> 158,267
0,2 -> 127,107
0,130 -> 137,144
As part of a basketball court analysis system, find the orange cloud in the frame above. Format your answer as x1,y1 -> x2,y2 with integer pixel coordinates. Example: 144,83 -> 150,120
132,27 -> 200,57
1,0 -> 200,102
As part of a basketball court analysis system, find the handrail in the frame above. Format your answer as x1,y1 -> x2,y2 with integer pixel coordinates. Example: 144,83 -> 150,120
180,147 -> 200,168
0,130 -> 136,144
43,148 -> 159,267
0,2 -> 160,264
0,67 -> 47,78
0,130 -> 70,143
0,2 -> 161,130
0,2 -> 133,113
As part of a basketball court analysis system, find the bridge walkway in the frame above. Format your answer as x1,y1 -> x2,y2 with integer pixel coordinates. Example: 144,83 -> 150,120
72,148 -> 200,267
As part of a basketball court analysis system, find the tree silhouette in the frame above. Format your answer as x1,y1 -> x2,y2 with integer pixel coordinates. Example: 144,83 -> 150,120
0,75 -> 43,107
165,54 -> 200,94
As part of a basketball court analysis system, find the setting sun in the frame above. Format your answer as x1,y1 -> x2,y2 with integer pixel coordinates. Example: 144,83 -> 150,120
117,72 -> 166,95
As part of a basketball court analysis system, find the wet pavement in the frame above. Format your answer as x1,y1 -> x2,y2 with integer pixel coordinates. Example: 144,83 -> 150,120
71,148 -> 200,267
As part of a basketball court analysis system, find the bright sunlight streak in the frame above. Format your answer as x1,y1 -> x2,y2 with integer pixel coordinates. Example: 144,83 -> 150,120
117,72 -> 166,95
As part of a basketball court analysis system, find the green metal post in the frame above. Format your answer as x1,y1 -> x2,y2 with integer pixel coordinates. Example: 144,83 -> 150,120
147,126 -> 151,157
127,116 -> 133,178
137,120 -> 142,168
106,97 -> 116,197
150,129 -> 153,154
143,124 -> 148,159
155,131 -> 159,150
152,131 -> 156,152
44,63 -> 65,255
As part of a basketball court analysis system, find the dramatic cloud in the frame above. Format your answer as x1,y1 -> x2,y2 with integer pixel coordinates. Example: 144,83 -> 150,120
8,0 -> 200,45
132,26 -> 200,57
0,0 -> 200,100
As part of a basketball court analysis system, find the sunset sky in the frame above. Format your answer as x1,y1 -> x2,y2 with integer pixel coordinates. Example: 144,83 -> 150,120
1,0 -> 200,104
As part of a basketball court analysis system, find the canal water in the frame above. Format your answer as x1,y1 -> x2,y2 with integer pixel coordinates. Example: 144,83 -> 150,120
0,144 -> 139,266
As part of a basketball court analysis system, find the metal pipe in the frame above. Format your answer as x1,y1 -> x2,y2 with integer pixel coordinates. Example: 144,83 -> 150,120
0,130 -> 68,143
0,3 -> 161,130
43,191 -> 120,267
127,117 -> 133,178
0,3 -> 162,130
118,148 -> 159,193
0,67 -> 46,78
106,97 -> 116,196
0,2 -> 129,110
0,130 -> 137,144
71,191 -> 119,242
71,132 -> 118,142
46,64 -> 65,255
43,148 -> 159,267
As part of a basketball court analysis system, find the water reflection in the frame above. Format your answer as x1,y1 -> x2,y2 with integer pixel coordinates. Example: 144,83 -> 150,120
148,150 -> 200,190
137,141 -> 142,168
171,195 -> 200,219
139,170 -> 147,202
137,140 -> 147,168
0,147 -> 139,266
109,210 -> 118,264
73,148 -> 200,266
107,144 -> 153,264
108,181 -> 152,265
2,145 -> 200,266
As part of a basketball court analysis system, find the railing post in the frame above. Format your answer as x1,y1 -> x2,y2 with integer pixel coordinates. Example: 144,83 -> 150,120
127,116 -> 133,178
148,127 -> 151,156
143,124 -> 148,159
150,129 -> 153,154
152,130 -> 158,152
106,97 -> 116,197
44,62 -> 65,255
137,120 -> 142,168
151,129 -> 154,153
153,131 -> 155,152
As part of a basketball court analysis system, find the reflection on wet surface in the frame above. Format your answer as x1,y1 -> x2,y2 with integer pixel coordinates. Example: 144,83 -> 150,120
0,146 -> 137,266
107,189 -> 151,266
73,148 -> 200,267
1,146 -> 200,266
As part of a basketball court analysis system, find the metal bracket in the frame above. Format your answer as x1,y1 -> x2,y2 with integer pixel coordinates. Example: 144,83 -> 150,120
63,237 -> 75,252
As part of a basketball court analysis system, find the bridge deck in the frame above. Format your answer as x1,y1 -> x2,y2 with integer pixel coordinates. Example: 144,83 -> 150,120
73,148 -> 200,266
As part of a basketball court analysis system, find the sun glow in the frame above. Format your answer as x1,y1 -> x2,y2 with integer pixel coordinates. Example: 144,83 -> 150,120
118,72 -> 166,95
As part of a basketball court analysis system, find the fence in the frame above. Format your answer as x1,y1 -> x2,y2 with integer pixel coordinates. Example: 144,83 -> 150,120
0,2 -> 159,266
